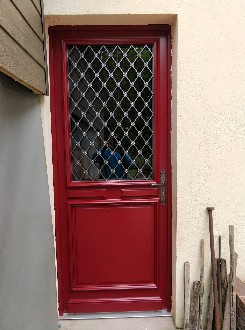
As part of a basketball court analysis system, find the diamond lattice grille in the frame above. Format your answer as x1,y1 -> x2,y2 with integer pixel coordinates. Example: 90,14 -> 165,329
67,44 -> 154,181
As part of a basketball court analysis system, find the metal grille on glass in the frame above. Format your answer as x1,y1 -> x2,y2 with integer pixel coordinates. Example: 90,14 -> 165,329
67,45 -> 153,181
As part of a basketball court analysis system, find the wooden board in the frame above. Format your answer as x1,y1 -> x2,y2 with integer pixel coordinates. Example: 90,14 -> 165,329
189,281 -> 200,330
237,296 -> 245,330
11,0 -> 43,40
236,277 -> 245,300
31,0 -> 41,14
184,262 -> 190,330
229,225 -> 236,330
0,28 -> 45,94
0,1 -> 45,67
222,274 -> 230,330
236,277 -> 245,330
206,278 -> 214,330
199,239 -> 204,330
220,259 -> 228,323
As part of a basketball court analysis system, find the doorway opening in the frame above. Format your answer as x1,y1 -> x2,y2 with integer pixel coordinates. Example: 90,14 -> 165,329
49,25 -> 172,315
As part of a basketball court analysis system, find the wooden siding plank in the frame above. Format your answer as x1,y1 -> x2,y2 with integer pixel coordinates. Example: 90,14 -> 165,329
11,0 -> 43,40
0,27 -> 45,94
31,0 -> 41,14
40,0 -> 49,95
0,1 -> 45,68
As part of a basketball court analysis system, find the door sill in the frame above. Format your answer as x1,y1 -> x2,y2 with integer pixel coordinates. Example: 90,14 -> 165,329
59,310 -> 172,320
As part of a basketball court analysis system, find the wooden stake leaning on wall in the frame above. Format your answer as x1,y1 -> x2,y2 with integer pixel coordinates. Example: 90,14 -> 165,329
229,225 -> 236,330
184,262 -> 190,330
199,239 -> 204,330
217,236 -> 226,329
218,236 -> 222,318
207,207 -> 221,330
235,276 -> 245,330
220,258 -> 228,326
206,277 -> 214,330
189,281 -> 201,330
222,252 -> 237,330
222,273 -> 231,330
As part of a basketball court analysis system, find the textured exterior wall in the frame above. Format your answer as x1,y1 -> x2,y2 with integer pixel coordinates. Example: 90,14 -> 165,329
43,1 -> 245,327
0,72 -> 57,330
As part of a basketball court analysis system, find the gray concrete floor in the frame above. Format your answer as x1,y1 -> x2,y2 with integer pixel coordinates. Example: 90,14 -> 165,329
58,317 -> 176,330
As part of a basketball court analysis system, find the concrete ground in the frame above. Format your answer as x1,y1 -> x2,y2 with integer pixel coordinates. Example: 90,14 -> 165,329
58,317 -> 176,330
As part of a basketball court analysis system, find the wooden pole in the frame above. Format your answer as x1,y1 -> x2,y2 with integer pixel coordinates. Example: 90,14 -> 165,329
199,239 -> 204,330
222,253 -> 237,330
207,207 -> 221,330
222,274 -> 231,330
229,225 -> 236,330
220,259 -> 228,322
218,236 -> 222,307
206,277 -> 214,330
217,247 -> 223,328
184,261 -> 190,330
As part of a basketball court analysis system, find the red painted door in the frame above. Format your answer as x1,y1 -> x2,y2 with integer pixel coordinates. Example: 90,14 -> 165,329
49,26 -> 171,315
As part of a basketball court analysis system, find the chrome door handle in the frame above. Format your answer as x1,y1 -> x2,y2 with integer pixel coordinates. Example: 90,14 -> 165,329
151,170 -> 166,206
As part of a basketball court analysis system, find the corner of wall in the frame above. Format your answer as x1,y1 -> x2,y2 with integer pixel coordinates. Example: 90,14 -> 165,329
170,16 -> 179,327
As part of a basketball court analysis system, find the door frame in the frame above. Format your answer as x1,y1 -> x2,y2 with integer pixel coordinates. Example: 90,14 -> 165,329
49,25 -> 172,315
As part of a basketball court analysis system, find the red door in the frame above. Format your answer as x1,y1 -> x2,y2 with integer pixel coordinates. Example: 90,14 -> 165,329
49,25 -> 171,315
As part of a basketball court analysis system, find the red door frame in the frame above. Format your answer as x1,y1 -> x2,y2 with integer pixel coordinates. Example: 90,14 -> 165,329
49,25 -> 172,315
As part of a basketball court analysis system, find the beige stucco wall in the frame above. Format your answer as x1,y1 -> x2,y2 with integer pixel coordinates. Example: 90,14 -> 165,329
42,1 -> 245,328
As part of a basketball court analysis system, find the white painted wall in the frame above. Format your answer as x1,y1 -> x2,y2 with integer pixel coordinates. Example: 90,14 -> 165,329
42,1 -> 245,327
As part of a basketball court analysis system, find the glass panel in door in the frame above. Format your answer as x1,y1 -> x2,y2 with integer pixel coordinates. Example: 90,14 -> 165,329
67,45 -> 154,181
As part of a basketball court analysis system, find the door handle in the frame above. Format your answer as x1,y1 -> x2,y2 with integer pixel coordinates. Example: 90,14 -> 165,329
151,169 -> 166,206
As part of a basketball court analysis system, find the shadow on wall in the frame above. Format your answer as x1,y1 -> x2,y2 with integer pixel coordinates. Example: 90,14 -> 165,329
0,72 -> 57,330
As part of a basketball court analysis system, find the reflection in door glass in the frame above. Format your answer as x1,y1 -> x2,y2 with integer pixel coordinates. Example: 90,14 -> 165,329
67,45 -> 154,181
